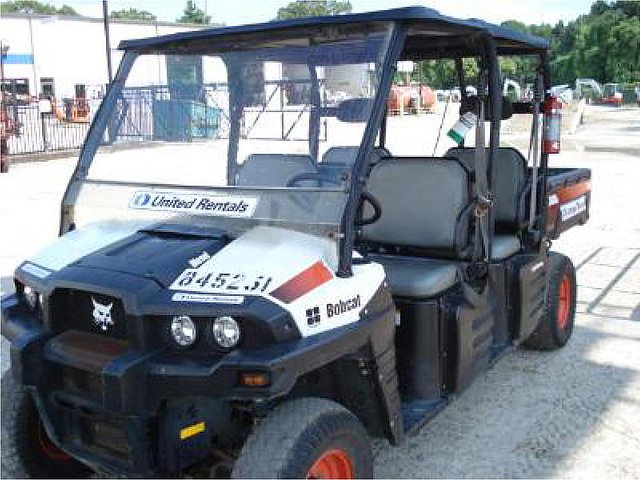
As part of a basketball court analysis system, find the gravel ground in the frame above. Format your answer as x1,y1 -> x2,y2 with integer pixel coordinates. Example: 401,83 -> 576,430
1,105 -> 639,478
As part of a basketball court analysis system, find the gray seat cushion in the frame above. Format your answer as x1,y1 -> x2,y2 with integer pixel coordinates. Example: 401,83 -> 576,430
492,235 -> 520,260
370,255 -> 458,298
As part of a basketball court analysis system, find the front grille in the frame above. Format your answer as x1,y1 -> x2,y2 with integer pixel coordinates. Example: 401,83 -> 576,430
51,289 -> 128,339
79,417 -> 131,461
62,366 -> 104,399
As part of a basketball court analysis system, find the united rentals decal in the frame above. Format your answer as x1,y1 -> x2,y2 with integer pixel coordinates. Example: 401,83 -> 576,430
129,191 -> 258,218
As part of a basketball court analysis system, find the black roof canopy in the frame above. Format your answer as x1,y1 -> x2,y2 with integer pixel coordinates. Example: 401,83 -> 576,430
118,6 -> 549,57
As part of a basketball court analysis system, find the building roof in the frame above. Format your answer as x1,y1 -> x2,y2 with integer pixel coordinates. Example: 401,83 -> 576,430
0,11 -> 213,28
118,6 -> 549,54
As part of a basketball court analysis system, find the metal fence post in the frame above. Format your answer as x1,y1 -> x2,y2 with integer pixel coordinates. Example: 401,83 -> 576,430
40,111 -> 48,151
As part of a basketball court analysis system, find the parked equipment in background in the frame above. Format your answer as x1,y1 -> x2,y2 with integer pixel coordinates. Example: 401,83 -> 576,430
575,78 -> 624,106
387,83 -> 435,114
601,83 -> 623,106
51,84 -> 90,123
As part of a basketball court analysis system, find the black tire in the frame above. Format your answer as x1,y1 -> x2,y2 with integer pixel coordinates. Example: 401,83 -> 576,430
524,252 -> 577,350
1,372 -> 92,479
0,158 -> 8,173
231,397 -> 372,479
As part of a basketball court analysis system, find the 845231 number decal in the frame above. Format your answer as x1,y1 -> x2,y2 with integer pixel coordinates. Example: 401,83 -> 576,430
175,269 -> 273,293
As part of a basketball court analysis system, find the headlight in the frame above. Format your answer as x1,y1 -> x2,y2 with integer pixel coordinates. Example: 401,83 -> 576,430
212,316 -> 240,349
23,285 -> 40,310
170,315 -> 197,347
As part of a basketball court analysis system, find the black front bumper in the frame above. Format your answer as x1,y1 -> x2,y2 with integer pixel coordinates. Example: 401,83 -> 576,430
2,292 -> 395,476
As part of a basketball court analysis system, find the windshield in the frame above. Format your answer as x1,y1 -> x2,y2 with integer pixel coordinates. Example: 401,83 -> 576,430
69,24 -> 393,250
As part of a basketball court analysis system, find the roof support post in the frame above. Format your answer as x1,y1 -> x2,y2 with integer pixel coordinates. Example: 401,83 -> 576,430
337,24 -> 407,277
485,36 -> 502,262
538,50 -> 551,253
226,60 -> 244,184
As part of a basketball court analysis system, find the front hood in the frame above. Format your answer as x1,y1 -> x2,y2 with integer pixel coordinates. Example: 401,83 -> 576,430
17,222 -> 385,338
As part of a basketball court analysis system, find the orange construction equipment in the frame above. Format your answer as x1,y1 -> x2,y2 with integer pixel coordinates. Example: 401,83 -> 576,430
51,97 -> 90,123
387,83 -> 435,115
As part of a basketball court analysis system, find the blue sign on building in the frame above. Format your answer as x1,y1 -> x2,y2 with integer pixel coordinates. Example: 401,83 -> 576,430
2,53 -> 34,65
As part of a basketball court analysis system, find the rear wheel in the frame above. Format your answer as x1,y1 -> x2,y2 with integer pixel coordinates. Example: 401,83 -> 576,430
524,252 -> 577,350
1,372 -> 92,478
231,397 -> 372,479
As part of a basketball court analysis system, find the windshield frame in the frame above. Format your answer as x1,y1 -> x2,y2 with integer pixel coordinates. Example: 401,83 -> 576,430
60,21 -> 406,275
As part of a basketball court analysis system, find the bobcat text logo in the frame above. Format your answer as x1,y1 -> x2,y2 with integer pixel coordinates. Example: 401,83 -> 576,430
326,294 -> 361,319
91,298 -> 114,331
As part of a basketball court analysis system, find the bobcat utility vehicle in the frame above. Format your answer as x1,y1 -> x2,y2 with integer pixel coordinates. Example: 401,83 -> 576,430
2,7 -> 591,478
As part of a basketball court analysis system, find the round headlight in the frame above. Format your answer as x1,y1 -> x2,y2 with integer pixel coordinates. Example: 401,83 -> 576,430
212,316 -> 240,349
170,315 -> 197,347
23,286 -> 39,310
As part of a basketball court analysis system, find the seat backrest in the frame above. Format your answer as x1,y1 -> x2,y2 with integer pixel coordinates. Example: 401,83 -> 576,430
235,154 -> 317,187
362,157 -> 471,254
445,147 -> 526,230
321,146 -> 359,166
319,146 -> 392,184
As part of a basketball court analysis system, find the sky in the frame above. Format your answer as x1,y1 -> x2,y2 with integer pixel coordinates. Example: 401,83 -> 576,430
39,0 -> 595,26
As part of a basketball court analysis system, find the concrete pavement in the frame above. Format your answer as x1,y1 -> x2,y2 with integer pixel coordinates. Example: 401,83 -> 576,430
1,105 -> 639,478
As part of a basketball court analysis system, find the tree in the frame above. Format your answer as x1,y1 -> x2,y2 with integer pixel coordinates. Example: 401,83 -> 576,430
177,0 -> 210,24
276,0 -> 352,20
0,0 -> 78,15
110,8 -> 156,22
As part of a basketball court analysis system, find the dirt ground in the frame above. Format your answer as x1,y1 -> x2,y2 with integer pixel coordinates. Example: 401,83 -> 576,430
1,106 -> 639,478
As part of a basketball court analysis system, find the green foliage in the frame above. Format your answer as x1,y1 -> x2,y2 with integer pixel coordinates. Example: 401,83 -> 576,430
177,0 -> 210,24
505,0 -> 639,85
414,58 -> 479,89
0,0 -> 78,15
110,8 -> 157,22
408,1 -> 639,89
276,0 -> 352,20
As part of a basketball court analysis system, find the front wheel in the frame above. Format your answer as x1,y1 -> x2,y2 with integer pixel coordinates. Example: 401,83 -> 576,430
524,252 -> 577,350
231,397 -> 372,479
1,372 -> 92,478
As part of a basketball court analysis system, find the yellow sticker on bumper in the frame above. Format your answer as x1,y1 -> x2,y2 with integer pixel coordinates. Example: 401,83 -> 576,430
179,421 -> 205,440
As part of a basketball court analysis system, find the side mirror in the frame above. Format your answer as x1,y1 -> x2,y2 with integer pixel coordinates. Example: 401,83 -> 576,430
336,98 -> 373,123
460,95 -> 513,120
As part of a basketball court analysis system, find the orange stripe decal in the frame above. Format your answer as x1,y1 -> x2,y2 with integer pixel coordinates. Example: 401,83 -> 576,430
270,261 -> 333,303
554,179 -> 591,203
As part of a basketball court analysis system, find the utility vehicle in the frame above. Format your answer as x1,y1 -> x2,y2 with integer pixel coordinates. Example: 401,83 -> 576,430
2,7 -> 591,478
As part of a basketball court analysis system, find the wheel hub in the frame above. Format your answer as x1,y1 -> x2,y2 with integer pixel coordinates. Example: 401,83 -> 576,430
307,448 -> 354,479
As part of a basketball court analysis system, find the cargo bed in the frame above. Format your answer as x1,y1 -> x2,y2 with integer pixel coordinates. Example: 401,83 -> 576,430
545,167 -> 591,239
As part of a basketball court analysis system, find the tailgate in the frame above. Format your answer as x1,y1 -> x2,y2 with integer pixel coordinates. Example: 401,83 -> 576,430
546,167 -> 591,239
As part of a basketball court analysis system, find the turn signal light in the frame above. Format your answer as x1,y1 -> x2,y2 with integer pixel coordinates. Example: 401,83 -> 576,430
240,372 -> 270,387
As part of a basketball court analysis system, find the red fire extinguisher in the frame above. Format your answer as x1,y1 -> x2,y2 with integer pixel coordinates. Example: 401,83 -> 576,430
542,95 -> 562,154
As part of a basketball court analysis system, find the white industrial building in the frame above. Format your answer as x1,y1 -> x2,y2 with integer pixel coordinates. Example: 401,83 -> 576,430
0,13 -> 206,100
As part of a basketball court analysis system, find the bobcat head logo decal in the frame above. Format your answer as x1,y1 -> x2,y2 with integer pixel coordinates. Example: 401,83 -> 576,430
91,297 -> 114,331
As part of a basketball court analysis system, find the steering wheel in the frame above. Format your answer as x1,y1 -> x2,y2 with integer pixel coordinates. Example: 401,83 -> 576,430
355,191 -> 382,226
285,172 -> 343,188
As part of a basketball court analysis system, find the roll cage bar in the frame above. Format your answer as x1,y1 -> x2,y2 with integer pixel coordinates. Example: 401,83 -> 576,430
60,7 -> 552,277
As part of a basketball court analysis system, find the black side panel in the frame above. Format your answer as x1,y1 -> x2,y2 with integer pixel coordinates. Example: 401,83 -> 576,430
394,299 -> 442,402
487,264 -> 510,353
453,299 -> 493,393
510,254 -> 547,341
